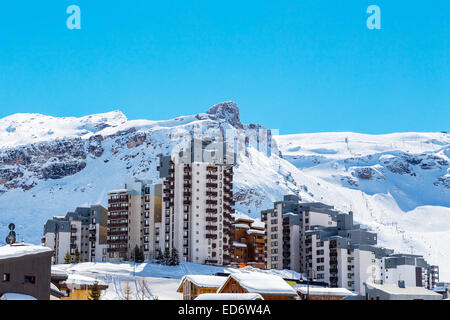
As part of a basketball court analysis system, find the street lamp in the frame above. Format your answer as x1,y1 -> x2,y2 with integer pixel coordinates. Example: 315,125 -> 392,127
306,269 -> 316,301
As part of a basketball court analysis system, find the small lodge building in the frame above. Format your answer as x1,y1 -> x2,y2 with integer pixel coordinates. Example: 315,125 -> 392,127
217,273 -> 299,300
59,274 -> 108,300
177,275 -> 227,300
296,286 -> 356,300
0,243 -> 53,300
364,282 -> 443,300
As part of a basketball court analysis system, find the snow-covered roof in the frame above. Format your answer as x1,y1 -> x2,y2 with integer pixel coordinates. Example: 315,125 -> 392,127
0,293 -> 37,300
296,286 -> 356,296
64,274 -> 107,286
195,293 -> 264,300
178,275 -> 227,290
219,273 -> 298,296
0,243 -> 52,261
108,189 -> 129,194
246,229 -> 265,235
365,283 -> 443,297
233,223 -> 250,229
232,241 -> 247,248
51,266 -> 69,278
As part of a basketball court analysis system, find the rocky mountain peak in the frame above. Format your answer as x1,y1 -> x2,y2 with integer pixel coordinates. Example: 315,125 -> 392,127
206,101 -> 243,129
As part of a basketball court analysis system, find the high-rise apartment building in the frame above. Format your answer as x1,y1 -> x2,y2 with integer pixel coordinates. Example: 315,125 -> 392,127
158,138 -> 235,266
42,205 -> 108,263
107,179 -> 162,261
262,194 -> 439,295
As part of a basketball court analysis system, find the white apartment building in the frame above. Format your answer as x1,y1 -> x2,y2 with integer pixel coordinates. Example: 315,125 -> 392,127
262,194 -> 439,296
42,205 -> 108,264
261,195 -> 338,272
158,138 -> 235,266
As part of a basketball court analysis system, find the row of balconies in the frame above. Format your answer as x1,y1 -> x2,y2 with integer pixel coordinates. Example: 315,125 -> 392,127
108,214 -> 129,220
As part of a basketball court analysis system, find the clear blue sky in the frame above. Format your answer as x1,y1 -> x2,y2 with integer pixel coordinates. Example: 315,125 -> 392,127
0,1 -> 449,134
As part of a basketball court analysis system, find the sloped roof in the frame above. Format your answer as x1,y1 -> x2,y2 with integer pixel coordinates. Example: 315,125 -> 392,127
0,243 -> 52,261
177,275 -> 227,292
365,283 -> 443,297
195,293 -> 264,300
296,286 -> 356,296
219,273 -> 298,296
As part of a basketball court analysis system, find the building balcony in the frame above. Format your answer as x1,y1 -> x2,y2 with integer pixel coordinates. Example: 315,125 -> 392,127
206,191 -> 218,197
205,225 -> 217,231
205,234 -> 217,240
206,166 -> 218,172
206,183 -> 218,188
205,259 -> 218,264
206,200 -> 217,205
183,200 -> 191,205
206,208 -> 217,214
108,230 -> 128,236
107,222 -> 128,228
206,174 -> 218,180
108,214 -> 129,220
206,217 -> 218,222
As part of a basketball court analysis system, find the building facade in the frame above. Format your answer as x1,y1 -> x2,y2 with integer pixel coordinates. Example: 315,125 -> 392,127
230,217 -> 265,269
107,179 -> 162,261
158,138 -> 235,266
261,195 -> 439,296
0,243 -> 53,300
42,205 -> 108,264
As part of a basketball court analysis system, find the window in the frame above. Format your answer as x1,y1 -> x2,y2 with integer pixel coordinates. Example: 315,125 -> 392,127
24,275 -> 36,284
3,273 -> 10,282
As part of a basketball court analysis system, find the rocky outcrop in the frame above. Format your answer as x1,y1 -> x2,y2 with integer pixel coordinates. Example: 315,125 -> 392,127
206,101 -> 243,129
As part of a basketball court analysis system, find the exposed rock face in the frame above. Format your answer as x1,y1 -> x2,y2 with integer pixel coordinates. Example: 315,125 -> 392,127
41,161 -> 87,180
206,101 -> 243,129
354,167 -> 377,180
0,138 -> 93,190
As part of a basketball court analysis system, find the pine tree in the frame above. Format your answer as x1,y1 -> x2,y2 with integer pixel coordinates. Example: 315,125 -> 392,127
133,245 -> 140,263
163,247 -> 170,265
169,248 -> 179,266
74,247 -> 81,263
64,252 -> 72,264
89,281 -> 101,300
155,249 -> 164,264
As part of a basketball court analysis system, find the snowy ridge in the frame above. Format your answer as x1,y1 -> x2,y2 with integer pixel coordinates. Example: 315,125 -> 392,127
0,103 -> 449,280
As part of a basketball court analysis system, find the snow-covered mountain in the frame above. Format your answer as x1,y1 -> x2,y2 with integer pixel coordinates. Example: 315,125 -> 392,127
1,102 -> 449,280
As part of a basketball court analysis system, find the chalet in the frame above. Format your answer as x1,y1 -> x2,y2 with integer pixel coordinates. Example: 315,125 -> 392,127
217,273 -> 299,300
0,243 -> 53,300
230,218 -> 265,269
59,274 -> 108,300
177,275 -> 227,300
